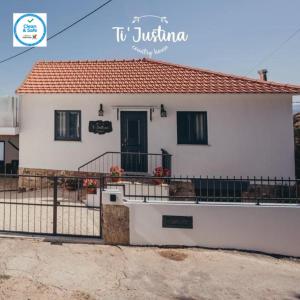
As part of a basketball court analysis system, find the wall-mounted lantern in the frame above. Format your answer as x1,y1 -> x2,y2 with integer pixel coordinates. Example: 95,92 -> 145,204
160,104 -> 167,117
98,104 -> 104,116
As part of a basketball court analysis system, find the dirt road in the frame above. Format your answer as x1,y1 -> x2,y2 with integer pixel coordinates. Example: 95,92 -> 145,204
0,237 -> 299,299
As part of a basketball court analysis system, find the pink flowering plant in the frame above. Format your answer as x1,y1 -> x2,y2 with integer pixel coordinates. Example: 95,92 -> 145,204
110,166 -> 124,177
153,167 -> 170,177
83,178 -> 97,188
152,167 -> 170,185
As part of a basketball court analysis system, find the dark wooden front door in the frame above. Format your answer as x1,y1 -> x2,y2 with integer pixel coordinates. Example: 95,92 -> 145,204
120,111 -> 148,172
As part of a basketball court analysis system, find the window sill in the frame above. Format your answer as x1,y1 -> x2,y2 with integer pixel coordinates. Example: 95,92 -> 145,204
54,139 -> 82,142
177,143 -> 211,146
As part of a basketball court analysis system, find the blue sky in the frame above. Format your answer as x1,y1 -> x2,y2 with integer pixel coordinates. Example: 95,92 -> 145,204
0,0 -> 300,106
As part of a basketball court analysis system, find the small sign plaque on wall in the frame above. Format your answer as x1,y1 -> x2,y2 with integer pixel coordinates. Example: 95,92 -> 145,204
162,215 -> 193,229
89,120 -> 112,135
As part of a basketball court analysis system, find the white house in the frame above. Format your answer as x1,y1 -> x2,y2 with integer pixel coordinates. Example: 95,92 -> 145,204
15,58 -> 300,178
0,96 -> 19,174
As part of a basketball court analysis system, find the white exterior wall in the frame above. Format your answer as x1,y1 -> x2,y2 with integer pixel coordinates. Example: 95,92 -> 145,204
19,93 -> 294,178
126,202 -> 300,257
0,96 -> 19,135
0,96 -> 18,128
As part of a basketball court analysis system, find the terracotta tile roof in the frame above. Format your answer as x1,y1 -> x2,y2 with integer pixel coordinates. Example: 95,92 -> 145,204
16,58 -> 300,94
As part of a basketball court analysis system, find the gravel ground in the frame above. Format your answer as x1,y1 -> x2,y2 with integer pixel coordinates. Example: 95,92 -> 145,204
0,238 -> 299,299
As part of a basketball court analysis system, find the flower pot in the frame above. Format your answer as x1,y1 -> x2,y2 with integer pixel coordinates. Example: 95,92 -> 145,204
111,176 -> 121,183
153,178 -> 163,185
87,187 -> 97,194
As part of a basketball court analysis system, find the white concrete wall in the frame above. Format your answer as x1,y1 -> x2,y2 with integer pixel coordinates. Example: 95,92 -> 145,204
19,93 -> 294,178
127,202 -> 300,257
0,96 -> 18,127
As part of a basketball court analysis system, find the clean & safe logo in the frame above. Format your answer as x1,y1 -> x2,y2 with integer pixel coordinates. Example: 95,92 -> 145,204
13,13 -> 47,47
112,15 -> 188,57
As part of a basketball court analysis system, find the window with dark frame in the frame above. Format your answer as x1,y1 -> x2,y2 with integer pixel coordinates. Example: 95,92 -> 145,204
55,110 -> 81,141
177,111 -> 208,145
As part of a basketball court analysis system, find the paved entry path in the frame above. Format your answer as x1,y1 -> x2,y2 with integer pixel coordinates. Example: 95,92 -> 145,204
0,238 -> 299,299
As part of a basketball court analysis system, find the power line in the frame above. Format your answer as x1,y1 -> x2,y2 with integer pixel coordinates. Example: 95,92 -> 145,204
47,0 -> 113,41
0,47 -> 34,64
0,0 -> 113,65
246,27 -> 300,76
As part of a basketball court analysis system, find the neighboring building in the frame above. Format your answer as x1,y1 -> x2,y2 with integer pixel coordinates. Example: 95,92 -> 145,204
15,58 -> 300,178
293,113 -> 300,178
0,96 -> 19,174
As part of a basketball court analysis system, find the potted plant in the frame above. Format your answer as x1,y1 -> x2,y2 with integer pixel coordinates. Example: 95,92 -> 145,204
110,165 -> 124,182
83,178 -> 97,194
153,167 -> 171,185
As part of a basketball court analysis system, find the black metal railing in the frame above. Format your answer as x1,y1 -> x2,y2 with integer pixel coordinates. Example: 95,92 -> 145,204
0,174 -> 102,238
103,175 -> 300,205
0,173 -> 297,238
78,150 -> 172,175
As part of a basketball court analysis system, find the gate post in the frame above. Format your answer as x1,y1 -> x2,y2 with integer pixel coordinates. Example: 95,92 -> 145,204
99,174 -> 105,238
102,189 -> 129,245
53,176 -> 58,235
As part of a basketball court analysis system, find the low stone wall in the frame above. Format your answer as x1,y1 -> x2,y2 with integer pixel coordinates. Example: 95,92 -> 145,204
241,184 -> 296,203
169,181 -> 196,200
18,167 -> 101,190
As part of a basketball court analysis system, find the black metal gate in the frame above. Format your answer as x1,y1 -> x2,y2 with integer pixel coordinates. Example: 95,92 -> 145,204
0,174 -> 102,238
